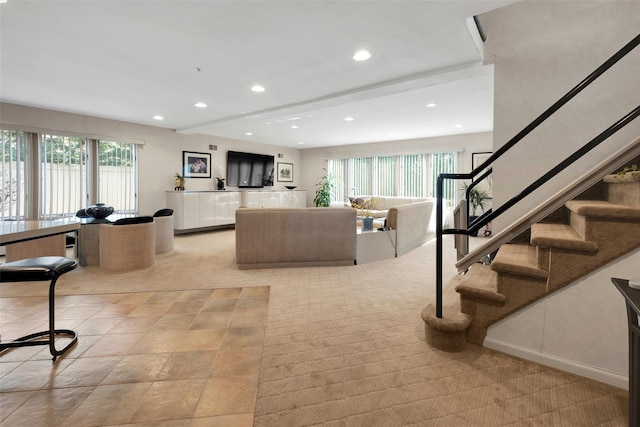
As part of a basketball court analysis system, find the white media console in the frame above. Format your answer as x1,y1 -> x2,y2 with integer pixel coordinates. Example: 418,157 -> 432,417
166,190 -> 306,232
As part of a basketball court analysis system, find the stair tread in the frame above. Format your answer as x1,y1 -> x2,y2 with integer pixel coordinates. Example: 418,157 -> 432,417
530,223 -> 598,253
491,244 -> 548,279
565,200 -> 640,220
455,264 -> 505,303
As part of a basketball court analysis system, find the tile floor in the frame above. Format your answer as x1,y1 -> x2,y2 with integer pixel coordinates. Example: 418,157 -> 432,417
0,286 -> 269,426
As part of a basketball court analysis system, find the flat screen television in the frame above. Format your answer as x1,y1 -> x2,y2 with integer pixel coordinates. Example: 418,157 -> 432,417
226,151 -> 274,188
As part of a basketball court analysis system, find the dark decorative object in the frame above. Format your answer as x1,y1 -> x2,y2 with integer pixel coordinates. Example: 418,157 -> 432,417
113,216 -> 153,226
75,208 -> 91,218
85,203 -> 115,220
285,186 -> 297,190
217,178 -> 225,190
153,208 -> 173,217
362,217 -> 374,231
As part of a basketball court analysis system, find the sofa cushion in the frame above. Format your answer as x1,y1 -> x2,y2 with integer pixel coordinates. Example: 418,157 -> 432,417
349,196 -> 369,209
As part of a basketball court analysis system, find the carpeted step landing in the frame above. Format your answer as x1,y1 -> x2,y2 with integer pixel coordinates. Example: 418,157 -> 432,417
490,244 -> 548,280
530,223 -> 598,253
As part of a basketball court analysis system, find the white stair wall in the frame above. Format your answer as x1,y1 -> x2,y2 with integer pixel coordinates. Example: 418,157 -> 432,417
484,247 -> 640,389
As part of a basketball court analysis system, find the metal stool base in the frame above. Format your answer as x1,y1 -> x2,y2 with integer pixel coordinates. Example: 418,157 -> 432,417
0,329 -> 78,361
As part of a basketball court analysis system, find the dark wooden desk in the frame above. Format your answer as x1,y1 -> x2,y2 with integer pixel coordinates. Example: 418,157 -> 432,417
611,277 -> 639,427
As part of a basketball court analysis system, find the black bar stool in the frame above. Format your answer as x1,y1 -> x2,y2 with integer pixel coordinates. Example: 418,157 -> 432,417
0,256 -> 78,361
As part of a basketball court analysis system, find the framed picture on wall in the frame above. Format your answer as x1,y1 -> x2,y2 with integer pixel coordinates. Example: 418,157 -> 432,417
277,162 -> 293,182
471,151 -> 493,197
183,151 -> 211,178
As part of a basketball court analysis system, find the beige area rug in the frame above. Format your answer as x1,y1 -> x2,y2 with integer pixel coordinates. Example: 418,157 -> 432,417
0,230 -> 629,426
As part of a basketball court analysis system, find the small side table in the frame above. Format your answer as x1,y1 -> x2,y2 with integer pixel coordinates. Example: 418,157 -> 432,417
611,277 -> 639,427
356,228 -> 396,264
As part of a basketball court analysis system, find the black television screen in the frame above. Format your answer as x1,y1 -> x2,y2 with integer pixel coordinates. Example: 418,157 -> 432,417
226,151 -> 274,188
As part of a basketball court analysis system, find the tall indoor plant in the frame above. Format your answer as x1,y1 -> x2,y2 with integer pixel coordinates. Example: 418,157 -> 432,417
313,170 -> 334,207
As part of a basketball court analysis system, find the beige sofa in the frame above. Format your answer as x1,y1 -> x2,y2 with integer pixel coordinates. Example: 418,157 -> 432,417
235,208 -> 357,269
348,196 -> 429,218
349,196 -> 436,256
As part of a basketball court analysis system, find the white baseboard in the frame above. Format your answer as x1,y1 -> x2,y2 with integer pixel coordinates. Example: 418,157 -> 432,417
484,337 -> 629,390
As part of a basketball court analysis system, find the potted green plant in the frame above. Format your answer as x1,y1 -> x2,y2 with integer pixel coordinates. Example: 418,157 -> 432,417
461,183 -> 491,236
313,170 -> 334,207
354,199 -> 374,231
174,173 -> 185,191
612,164 -> 640,183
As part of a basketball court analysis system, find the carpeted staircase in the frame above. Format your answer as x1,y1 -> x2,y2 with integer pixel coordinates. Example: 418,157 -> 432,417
422,172 -> 640,352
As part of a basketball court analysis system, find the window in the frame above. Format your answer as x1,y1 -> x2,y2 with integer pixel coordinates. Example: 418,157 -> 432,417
1,130 -> 28,220
39,134 -> 87,220
431,152 -> 458,206
1,128 -> 139,220
328,152 -> 457,205
98,141 -> 137,213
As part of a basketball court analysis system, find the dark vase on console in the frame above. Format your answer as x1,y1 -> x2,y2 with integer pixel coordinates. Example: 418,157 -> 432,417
85,203 -> 115,220
217,178 -> 225,190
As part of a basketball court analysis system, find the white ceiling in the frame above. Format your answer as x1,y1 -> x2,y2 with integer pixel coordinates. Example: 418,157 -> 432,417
0,1 -> 516,149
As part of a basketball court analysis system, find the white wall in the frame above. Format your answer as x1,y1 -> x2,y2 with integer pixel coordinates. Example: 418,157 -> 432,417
0,103 -> 302,215
482,0 -> 640,232
480,1 -> 640,387
300,132 -> 493,207
486,248 -> 640,388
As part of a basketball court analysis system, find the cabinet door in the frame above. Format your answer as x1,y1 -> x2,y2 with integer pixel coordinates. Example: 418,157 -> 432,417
182,193 -> 201,229
260,192 -> 279,208
165,192 -> 184,229
214,192 -> 228,225
242,191 -> 261,208
228,192 -> 241,224
295,190 -> 307,207
167,192 -> 200,230
199,193 -> 216,227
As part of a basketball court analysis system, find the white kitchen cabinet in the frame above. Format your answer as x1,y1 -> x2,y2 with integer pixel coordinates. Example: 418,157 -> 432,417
241,190 -> 306,208
166,191 -> 241,231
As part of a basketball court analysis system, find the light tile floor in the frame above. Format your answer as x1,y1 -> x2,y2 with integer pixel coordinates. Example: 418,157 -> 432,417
0,285 -> 269,426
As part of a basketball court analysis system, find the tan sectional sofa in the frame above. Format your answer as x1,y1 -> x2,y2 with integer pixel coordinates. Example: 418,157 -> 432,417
235,207 -> 357,269
349,196 -> 436,256
348,196 -> 429,218
386,200 -> 435,256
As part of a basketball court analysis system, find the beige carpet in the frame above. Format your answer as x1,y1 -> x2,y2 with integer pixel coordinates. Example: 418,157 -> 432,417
0,230 -> 628,426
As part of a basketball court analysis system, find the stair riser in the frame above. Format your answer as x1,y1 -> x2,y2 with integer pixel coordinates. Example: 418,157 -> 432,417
607,182 -> 640,208
537,247 -> 549,271
461,274 -> 547,344
546,222 -> 640,292
569,212 -> 588,240
570,211 -> 640,241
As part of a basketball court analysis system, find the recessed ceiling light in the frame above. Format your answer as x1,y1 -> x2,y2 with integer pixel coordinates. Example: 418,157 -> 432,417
455,124 -> 463,128
195,102 -> 207,108
298,142 -> 305,145
353,50 -> 372,61
245,132 -> 253,136
426,103 -> 437,108
153,115 -> 164,121
344,116 -> 354,121
291,125 -> 298,129
251,85 -> 265,93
